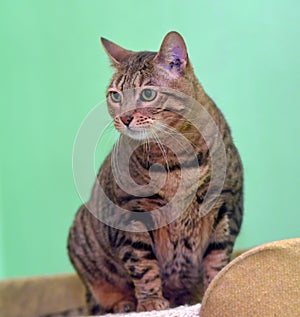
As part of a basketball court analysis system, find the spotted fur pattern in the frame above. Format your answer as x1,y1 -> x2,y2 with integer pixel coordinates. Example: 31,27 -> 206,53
68,32 -> 243,314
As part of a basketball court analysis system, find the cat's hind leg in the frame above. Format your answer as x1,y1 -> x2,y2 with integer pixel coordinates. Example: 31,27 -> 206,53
202,201 -> 242,290
88,279 -> 137,314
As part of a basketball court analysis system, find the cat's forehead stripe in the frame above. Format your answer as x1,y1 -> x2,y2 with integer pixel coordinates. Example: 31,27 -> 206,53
115,74 -> 126,88
132,72 -> 142,87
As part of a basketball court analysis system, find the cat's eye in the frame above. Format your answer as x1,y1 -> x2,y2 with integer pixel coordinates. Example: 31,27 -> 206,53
140,89 -> 157,102
110,91 -> 122,103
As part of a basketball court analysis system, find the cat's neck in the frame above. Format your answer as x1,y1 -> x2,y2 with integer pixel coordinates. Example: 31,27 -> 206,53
118,129 -> 207,173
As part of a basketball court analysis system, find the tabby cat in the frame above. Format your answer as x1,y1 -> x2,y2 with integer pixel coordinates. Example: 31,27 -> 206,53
68,31 -> 243,314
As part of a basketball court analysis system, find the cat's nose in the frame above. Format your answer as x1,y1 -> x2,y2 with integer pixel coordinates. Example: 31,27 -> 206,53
120,114 -> 134,126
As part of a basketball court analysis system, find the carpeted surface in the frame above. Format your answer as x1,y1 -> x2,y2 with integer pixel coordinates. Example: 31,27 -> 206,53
99,304 -> 201,317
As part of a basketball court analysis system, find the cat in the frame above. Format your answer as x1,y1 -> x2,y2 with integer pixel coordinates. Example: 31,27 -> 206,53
68,31 -> 243,315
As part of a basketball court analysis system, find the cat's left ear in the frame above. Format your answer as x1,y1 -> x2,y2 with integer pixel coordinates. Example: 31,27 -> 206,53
155,31 -> 188,75
100,37 -> 133,66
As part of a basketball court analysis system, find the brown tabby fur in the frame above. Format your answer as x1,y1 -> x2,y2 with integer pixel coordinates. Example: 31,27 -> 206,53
68,31 -> 243,314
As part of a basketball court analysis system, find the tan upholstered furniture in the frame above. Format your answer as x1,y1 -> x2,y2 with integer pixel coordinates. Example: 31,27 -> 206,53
0,273 -> 85,317
200,238 -> 300,317
0,238 -> 299,317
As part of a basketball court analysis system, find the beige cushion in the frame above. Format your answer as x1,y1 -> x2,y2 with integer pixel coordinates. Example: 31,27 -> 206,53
0,273 -> 85,317
200,238 -> 300,317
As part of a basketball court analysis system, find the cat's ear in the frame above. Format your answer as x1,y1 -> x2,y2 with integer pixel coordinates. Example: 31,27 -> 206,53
100,37 -> 133,66
155,31 -> 188,74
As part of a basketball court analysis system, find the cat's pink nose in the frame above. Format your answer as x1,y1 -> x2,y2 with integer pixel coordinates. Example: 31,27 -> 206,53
120,114 -> 134,126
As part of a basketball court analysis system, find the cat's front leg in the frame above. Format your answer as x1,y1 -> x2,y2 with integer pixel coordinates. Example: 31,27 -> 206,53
137,297 -> 170,312
120,237 -> 169,312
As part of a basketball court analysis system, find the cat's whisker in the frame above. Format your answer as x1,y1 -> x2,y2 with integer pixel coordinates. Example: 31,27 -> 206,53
99,122 -> 116,140
154,123 -> 200,149
113,135 -> 123,179
152,124 -> 195,155
142,130 -> 149,166
101,120 -> 116,133
155,122 -> 187,135
146,131 -> 151,168
150,129 -> 170,175
142,130 -> 147,154
143,131 -> 151,169
98,121 -> 120,160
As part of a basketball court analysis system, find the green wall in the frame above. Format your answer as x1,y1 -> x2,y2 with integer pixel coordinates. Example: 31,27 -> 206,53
0,0 -> 299,279
0,170 -> 4,278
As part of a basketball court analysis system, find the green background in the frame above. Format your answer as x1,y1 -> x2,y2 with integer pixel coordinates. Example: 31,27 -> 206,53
0,0 -> 299,279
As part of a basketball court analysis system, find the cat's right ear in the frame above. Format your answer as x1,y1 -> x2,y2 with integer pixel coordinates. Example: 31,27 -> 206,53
100,37 -> 133,66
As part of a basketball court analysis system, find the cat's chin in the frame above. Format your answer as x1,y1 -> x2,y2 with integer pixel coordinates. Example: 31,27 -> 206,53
121,128 -> 151,141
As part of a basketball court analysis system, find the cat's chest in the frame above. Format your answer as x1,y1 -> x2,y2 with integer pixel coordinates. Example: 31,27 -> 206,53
153,216 -> 209,280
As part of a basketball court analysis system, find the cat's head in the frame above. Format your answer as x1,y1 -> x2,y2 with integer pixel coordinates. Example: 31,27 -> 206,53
101,32 -> 196,140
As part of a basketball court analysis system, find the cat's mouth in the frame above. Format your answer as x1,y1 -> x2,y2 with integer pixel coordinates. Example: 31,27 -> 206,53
114,113 -> 154,140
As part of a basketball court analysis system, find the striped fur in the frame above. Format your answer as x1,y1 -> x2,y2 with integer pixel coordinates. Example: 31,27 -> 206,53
68,32 -> 243,314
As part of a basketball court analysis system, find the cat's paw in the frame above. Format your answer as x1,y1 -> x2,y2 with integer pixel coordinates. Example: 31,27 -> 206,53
112,300 -> 136,313
137,297 -> 170,312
